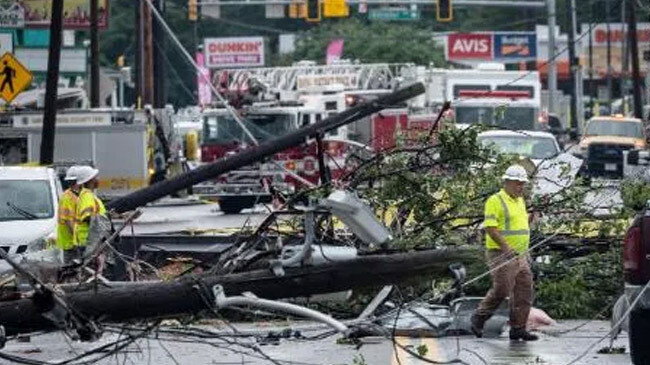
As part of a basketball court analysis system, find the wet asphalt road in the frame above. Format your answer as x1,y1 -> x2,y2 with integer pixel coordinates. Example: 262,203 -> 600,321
2,321 -> 631,365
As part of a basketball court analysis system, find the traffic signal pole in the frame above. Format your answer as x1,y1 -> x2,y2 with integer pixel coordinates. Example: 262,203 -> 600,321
565,0 -> 579,139
40,0 -> 64,166
90,0 -> 100,107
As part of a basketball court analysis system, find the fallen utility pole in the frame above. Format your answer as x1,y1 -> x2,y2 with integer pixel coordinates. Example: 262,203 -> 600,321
107,83 -> 425,213
627,0 -> 643,119
0,247 -> 476,335
39,0 -> 64,165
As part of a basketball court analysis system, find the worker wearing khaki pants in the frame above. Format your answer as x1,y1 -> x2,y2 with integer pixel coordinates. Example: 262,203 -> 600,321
471,165 -> 538,341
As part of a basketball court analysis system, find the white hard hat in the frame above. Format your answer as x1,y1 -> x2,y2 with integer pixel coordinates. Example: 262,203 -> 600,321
502,164 -> 529,183
64,165 -> 80,181
76,165 -> 99,185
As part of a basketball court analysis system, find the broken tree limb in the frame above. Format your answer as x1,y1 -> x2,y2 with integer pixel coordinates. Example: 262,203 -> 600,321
0,247 -> 478,335
106,83 -> 425,213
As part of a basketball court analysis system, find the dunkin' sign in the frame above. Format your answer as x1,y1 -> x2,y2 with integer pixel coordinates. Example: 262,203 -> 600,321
204,37 -> 265,68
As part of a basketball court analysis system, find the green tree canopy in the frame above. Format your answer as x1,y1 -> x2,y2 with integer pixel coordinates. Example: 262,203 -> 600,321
283,19 -> 446,66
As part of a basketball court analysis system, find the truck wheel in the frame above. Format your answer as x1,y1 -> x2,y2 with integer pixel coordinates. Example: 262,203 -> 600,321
629,308 -> 650,365
219,197 -> 255,214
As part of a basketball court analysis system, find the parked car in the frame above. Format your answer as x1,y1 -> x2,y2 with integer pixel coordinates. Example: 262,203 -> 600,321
477,130 -> 583,196
0,166 -> 61,255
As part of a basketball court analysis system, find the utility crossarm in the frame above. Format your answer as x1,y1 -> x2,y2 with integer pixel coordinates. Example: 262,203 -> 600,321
199,0 -> 545,7
215,63 -> 409,92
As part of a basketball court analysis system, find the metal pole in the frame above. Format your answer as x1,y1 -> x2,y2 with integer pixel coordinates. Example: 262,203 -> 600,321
119,75 -> 125,108
565,0 -> 578,138
588,1 -> 594,114
90,0 -> 100,107
571,0 -> 583,131
627,0 -> 643,119
546,0 -> 557,115
39,0 -> 64,166
606,0 -> 612,111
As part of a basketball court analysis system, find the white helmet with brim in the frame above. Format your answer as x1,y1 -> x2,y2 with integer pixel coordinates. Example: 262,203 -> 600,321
502,164 -> 530,183
76,166 -> 99,185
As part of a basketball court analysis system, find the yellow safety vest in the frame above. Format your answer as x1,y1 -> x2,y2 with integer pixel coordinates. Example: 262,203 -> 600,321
483,189 -> 530,253
56,189 -> 78,250
74,188 -> 106,246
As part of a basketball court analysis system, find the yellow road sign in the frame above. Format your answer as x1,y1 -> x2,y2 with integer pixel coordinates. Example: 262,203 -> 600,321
0,52 -> 32,104
323,0 -> 349,17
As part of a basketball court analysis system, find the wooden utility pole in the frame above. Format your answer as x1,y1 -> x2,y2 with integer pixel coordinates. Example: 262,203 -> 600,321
143,1 -> 155,105
39,0 -> 65,165
0,248 -> 478,336
135,0 -> 143,107
90,0 -> 100,107
106,83 -> 425,213
153,0 -> 166,108
627,0 -> 643,119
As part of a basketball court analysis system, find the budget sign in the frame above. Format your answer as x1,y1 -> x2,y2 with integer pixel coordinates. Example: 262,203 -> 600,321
494,33 -> 536,60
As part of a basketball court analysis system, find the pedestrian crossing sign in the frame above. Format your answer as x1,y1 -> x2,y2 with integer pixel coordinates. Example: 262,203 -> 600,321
0,52 -> 32,104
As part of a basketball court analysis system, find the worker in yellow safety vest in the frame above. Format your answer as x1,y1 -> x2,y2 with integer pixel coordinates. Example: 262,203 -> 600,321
57,166 -> 82,263
74,166 -> 106,255
471,165 -> 538,342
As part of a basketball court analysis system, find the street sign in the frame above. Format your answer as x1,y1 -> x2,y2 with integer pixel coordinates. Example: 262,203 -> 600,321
368,7 -> 419,21
323,0 -> 349,17
0,52 -> 32,104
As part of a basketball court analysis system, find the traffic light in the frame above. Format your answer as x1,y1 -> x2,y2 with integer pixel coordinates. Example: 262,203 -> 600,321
436,0 -> 452,22
305,0 -> 321,22
188,0 -> 198,21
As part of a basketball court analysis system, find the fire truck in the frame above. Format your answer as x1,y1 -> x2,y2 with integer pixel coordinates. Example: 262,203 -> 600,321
0,106 -> 181,199
195,61 -> 404,213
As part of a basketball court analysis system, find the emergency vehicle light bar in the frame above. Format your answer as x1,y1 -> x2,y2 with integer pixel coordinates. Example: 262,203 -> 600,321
457,90 -> 531,99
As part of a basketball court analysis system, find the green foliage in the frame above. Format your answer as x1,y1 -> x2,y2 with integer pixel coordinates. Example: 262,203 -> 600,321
416,344 -> 429,357
535,246 -> 623,319
281,19 -> 446,66
621,179 -> 650,211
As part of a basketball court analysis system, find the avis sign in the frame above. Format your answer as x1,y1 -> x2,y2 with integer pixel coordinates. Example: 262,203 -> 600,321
446,33 -> 492,61
204,37 -> 265,69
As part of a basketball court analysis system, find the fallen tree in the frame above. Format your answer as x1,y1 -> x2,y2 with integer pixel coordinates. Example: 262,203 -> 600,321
0,247 -> 477,335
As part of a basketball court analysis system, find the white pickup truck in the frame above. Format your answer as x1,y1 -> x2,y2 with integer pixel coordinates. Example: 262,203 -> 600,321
0,166 -> 61,256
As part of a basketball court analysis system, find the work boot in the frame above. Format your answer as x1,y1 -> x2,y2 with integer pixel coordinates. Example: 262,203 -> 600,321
470,313 -> 487,338
509,328 -> 539,341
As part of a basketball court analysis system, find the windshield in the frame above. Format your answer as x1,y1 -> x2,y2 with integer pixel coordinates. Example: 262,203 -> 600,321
455,106 -> 536,130
0,180 -> 54,221
585,119 -> 643,138
478,135 -> 559,159
203,113 -> 297,144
